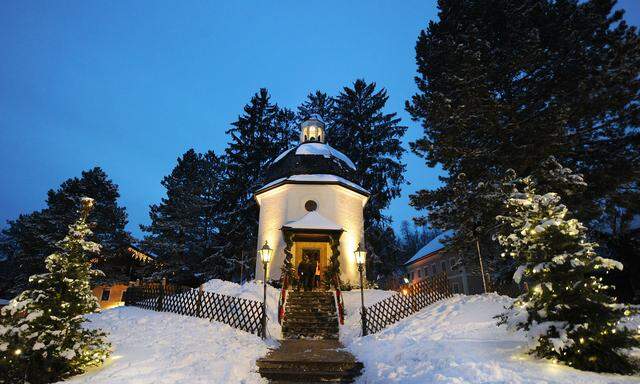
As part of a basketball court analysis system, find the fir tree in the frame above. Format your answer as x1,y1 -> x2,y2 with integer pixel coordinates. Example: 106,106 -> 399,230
397,220 -> 438,263
297,90 -> 336,134
141,149 -> 228,283
333,79 -> 407,226
0,198 -> 110,384
331,79 -> 407,280
407,0 -> 640,286
221,89 -> 297,278
497,176 -> 639,373
1,167 -> 133,295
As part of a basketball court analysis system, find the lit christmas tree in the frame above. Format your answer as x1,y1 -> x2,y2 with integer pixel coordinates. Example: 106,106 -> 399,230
497,177 -> 639,373
0,197 -> 110,384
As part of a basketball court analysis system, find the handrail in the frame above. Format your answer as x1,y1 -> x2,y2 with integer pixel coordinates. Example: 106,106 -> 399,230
278,275 -> 288,324
335,289 -> 345,325
333,276 -> 345,325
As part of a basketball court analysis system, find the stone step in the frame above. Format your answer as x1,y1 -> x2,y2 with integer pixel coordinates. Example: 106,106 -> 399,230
283,326 -> 339,331
258,368 -> 360,382
286,303 -> 335,309
284,316 -> 336,323
286,302 -> 335,308
283,325 -> 339,332
286,305 -> 336,310
286,295 -> 335,300
286,305 -> 335,310
285,310 -> 337,315
285,310 -> 336,317
257,340 -> 362,383
283,328 -> 339,336
257,360 -> 360,371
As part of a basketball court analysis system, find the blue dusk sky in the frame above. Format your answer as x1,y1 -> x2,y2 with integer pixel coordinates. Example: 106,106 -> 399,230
1,1 -> 639,238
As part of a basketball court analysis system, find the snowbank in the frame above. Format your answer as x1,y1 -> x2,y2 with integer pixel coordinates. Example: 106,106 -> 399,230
202,279 -> 282,339
60,279 -> 284,384
60,306 -> 271,384
342,293 -> 640,384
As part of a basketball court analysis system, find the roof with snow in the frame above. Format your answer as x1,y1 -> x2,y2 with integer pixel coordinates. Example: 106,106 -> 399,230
405,230 -> 454,265
266,141 -> 358,181
258,117 -> 366,195
274,143 -> 356,170
282,211 -> 343,231
255,174 -> 369,196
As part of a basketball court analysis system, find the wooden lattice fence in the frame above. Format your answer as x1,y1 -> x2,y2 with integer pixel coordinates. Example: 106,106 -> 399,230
124,283 -> 264,336
362,273 -> 453,334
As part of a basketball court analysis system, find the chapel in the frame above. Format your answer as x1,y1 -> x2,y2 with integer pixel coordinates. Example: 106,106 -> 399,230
254,116 -> 368,286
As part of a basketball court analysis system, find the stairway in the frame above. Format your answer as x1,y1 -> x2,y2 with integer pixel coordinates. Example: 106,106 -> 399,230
282,291 -> 339,339
256,339 -> 363,383
257,291 -> 362,383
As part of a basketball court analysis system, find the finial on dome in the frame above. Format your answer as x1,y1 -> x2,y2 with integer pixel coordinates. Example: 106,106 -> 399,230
300,115 -> 326,144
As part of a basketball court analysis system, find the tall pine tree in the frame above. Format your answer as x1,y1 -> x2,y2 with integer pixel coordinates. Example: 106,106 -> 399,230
331,79 -> 407,280
1,168 -> 132,296
407,0 -> 640,287
141,149 -> 228,283
221,89 -> 297,278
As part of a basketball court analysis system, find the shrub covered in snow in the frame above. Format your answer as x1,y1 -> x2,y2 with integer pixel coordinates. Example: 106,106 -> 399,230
0,198 -> 110,384
497,176 -> 639,373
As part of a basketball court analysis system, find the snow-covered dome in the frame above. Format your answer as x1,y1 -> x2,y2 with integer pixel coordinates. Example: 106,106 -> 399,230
271,142 -> 356,170
261,117 -> 360,189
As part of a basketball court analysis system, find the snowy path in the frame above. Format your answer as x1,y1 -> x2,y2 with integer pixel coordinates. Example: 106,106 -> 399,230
340,291 -> 640,384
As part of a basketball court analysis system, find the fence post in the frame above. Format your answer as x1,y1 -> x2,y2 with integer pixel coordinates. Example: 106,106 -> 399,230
197,284 -> 204,317
156,278 -> 166,312
411,284 -> 417,313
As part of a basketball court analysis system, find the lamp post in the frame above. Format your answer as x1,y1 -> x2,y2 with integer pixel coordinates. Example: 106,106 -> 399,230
258,241 -> 273,339
355,242 -> 367,336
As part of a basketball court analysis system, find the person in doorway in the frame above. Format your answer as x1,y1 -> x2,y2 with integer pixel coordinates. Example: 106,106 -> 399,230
297,256 -> 308,292
306,255 -> 318,291
314,256 -> 321,289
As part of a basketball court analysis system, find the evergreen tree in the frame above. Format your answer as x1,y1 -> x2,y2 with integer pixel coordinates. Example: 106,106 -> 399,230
331,79 -> 407,279
397,220 -> 438,263
141,149 -> 227,283
221,89 -> 297,278
0,198 -> 110,384
297,91 -> 336,133
407,0 -> 640,284
497,175 -> 639,373
1,167 -> 132,295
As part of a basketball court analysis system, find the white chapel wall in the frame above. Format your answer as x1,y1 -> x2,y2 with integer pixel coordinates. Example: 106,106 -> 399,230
255,183 -> 367,284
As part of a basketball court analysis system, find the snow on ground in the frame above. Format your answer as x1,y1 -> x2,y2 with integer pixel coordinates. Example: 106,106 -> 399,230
60,279 -> 285,384
60,307 -> 271,384
341,292 -> 640,384
202,279 -> 282,339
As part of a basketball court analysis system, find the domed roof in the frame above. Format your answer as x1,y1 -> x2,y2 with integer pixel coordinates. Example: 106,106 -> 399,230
256,118 -> 367,196
264,142 -> 357,184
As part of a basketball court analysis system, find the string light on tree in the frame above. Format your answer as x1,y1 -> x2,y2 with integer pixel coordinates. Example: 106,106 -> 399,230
496,166 -> 639,374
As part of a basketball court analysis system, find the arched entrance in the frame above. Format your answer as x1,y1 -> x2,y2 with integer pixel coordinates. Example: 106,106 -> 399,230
281,228 -> 342,290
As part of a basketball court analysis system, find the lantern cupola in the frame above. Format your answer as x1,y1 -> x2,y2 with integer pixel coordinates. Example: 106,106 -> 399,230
300,115 -> 326,143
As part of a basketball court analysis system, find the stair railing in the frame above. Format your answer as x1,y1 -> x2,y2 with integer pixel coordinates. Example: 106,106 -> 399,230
278,275 -> 288,324
334,276 -> 345,325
